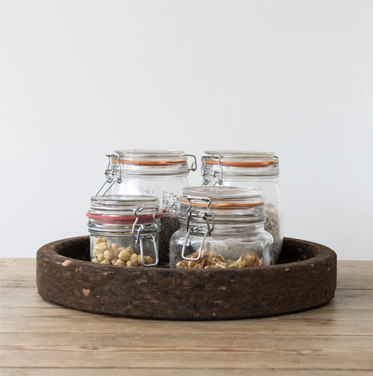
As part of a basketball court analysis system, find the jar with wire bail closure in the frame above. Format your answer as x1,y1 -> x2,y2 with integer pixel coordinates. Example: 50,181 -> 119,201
201,151 -> 283,263
87,195 -> 164,267
95,150 -> 197,266
170,186 -> 274,269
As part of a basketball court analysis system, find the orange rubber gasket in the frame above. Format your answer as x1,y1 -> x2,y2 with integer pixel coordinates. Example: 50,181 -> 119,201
112,159 -> 186,166
180,201 -> 264,208
86,213 -> 164,220
202,160 -> 278,167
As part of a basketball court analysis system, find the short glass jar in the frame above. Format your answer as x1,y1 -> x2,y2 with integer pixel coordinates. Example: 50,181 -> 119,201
87,195 -> 163,267
201,151 -> 283,262
96,150 -> 197,266
170,186 -> 273,269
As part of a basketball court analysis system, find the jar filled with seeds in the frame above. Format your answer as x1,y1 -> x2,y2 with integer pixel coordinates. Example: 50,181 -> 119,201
96,150 -> 197,266
201,151 -> 283,262
170,186 -> 273,269
87,195 -> 163,267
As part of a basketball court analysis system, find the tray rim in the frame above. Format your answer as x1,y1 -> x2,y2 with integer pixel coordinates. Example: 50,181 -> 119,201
37,235 -> 335,273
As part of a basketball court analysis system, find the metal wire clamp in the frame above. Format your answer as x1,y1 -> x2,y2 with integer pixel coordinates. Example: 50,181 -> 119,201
96,152 -> 122,196
181,197 -> 214,261
131,206 -> 159,267
183,154 -> 198,172
201,155 -> 223,186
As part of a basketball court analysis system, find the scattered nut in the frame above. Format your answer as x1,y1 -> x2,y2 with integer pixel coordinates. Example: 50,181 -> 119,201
176,260 -> 188,268
126,259 -> 137,267
96,253 -> 104,262
176,250 -> 263,269
237,256 -> 248,268
94,236 -> 106,246
91,238 -> 155,267
104,249 -> 115,260
136,254 -> 142,266
246,254 -> 260,267
111,258 -> 119,265
144,256 -> 154,265
118,249 -> 132,262
95,242 -> 109,252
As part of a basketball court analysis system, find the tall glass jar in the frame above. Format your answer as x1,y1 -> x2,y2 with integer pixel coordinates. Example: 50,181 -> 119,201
170,186 -> 273,269
87,195 -> 163,267
96,150 -> 197,265
201,151 -> 283,262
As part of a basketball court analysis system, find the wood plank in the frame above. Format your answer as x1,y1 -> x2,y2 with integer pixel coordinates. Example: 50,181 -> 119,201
0,259 -> 36,271
1,349 -> 373,370
2,369 -> 372,376
337,261 -> 373,290
2,287 -> 373,312
2,333 -> 373,352
1,309 -> 373,336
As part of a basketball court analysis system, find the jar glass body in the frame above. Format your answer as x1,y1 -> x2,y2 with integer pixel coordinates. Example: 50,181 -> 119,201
201,152 -> 283,262
101,150 -> 195,265
108,174 -> 189,214
87,195 -> 162,267
89,220 -> 161,267
170,222 -> 273,269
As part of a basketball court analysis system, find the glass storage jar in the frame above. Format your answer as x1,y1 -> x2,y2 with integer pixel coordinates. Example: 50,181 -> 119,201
201,151 -> 283,262
87,195 -> 163,267
96,150 -> 197,266
170,186 -> 273,269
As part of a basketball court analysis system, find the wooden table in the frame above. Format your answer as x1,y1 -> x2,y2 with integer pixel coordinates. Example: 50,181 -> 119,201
1,259 -> 372,375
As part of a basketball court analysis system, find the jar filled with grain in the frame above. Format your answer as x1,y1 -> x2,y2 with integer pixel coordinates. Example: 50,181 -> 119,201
95,150 -> 197,266
170,186 -> 273,269
87,195 -> 163,267
201,151 -> 283,262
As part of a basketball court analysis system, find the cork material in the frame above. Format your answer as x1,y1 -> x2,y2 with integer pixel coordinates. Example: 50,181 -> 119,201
36,237 -> 337,320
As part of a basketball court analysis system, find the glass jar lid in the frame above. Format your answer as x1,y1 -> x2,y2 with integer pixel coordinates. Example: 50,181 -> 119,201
181,186 -> 263,208
103,149 -> 197,176
180,186 -> 266,224
202,150 -> 279,177
114,149 -> 188,165
87,195 -> 163,221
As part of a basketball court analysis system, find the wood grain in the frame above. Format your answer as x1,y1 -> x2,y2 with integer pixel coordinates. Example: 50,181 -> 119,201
2,370 -> 370,376
1,258 -> 373,375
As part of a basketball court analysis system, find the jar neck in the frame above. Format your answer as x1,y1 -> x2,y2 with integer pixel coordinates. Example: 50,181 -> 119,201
114,163 -> 190,177
203,164 -> 279,177
180,219 -> 265,236
88,217 -> 161,235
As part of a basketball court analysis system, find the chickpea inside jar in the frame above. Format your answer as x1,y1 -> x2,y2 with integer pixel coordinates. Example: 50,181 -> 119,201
170,186 -> 274,269
87,195 -> 163,267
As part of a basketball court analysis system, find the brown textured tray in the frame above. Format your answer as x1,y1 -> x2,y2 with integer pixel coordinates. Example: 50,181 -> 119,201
36,236 -> 337,320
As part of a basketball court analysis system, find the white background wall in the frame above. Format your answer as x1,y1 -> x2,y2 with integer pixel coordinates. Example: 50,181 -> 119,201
1,1 -> 372,259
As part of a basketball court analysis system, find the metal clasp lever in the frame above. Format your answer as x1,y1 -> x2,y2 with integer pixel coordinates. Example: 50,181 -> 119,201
183,154 -> 197,172
132,206 -> 159,267
96,153 -> 122,196
181,197 -> 214,261
201,155 -> 223,186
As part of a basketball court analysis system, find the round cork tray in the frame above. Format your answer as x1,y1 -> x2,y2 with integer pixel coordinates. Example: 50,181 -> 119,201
36,236 -> 336,320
